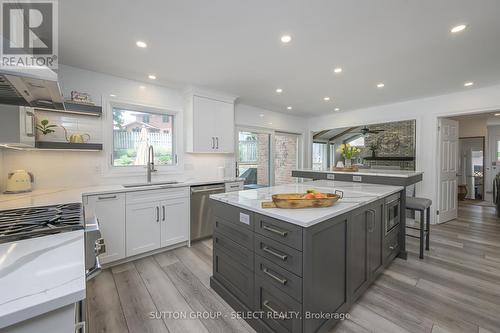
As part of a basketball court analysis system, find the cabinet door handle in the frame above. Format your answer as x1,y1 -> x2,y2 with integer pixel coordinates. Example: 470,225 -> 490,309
263,267 -> 287,285
263,225 -> 288,237
367,209 -> 376,232
156,206 -> 160,222
263,300 -> 278,314
97,195 -> 117,200
389,243 -> 398,250
262,246 -> 288,261
162,205 -> 166,221
216,137 -> 219,149
212,137 -> 215,149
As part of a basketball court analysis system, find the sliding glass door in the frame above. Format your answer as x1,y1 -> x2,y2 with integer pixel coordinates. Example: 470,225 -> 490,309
237,129 -> 301,188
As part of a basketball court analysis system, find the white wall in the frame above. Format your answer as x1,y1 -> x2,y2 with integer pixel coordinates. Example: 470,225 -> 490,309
307,83 -> 500,223
1,65 -> 234,189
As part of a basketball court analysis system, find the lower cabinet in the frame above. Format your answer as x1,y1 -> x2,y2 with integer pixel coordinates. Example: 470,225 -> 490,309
126,188 -> 190,257
84,188 -> 189,264
84,193 -> 126,264
349,201 -> 384,302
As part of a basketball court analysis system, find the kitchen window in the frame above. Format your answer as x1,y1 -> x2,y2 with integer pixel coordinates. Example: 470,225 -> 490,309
112,106 -> 175,167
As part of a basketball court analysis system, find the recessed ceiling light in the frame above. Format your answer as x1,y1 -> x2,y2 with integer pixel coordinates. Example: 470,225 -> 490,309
136,41 -> 147,48
323,97 -> 330,101
281,35 -> 292,43
139,85 -> 146,89
450,24 -> 467,33
259,114 -> 264,118
269,122 -> 273,125
275,88 -> 283,93
464,81 -> 474,87
377,83 -> 385,88
287,106 -> 292,110
109,94 -> 116,97
334,108 -> 340,112
495,113 -> 500,116
333,67 -> 343,74
148,74 -> 156,80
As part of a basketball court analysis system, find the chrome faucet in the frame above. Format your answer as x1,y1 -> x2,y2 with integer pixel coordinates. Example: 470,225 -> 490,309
147,145 -> 157,182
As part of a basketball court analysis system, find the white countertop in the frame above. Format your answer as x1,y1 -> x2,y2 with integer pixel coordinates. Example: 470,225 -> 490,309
0,230 -> 85,329
293,168 -> 423,178
210,180 -> 403,227
0,177 -> 243,210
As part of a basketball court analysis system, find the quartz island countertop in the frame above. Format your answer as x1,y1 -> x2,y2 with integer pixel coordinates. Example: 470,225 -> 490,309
292,168 -> 423,178
210,180 -> 403,227
0,230 -> 85,329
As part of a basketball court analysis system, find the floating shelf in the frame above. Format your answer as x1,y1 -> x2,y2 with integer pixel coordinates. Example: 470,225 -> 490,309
34,102 -> 102,117
35,141 -> 103,151
363,156 -> 414,161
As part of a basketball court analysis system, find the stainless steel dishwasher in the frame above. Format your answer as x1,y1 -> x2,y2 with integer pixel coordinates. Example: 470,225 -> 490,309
190,183 -> 226,241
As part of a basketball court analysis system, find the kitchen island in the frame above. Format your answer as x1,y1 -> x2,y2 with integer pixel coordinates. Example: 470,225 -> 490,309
209,180 -> 403,333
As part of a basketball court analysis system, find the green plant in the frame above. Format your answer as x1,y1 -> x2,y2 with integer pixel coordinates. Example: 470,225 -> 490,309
36,119 -> 57,135
336,143 -> 361,160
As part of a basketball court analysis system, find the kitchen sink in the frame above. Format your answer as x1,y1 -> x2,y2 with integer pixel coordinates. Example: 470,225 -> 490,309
122,181 -> 180,188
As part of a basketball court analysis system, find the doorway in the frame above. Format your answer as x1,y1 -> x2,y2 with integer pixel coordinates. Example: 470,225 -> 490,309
458,137 -> 485,201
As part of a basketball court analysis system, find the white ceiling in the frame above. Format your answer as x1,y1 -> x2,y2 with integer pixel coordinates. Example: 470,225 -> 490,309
59,0 -> 500,116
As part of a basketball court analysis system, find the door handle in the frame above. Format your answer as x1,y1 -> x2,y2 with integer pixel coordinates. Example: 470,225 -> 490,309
263,300 -> 278,314
97,195 -> 117,200
262,267 -> 287,285
262,225 -> 288,237
216,137 -> 219,149
212,137 -> 215,149
162,205 -> 166,221
156,206 -> 160,222
262,246 -> 288,261
367,209 -> 376,232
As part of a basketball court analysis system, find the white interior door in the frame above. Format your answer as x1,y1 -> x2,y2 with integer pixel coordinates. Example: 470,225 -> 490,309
485,125 -> 500,203
438,118 -> 459,223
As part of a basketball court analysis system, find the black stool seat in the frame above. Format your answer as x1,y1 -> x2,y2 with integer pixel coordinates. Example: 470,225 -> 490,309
406,197 -> 432,210
405,196 -> 432,259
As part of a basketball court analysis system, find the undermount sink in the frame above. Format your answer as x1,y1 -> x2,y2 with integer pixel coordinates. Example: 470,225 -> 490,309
122,181 -> 180,188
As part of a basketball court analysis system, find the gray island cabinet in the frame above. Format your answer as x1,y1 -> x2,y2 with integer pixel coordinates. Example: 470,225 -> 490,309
209,181 -> 403,333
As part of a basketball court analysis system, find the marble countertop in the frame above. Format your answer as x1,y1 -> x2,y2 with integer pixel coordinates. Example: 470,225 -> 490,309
0,230 -> 85,329
210,180 -> 403,227
0,177 -> 243,210
293,168 -> 423,178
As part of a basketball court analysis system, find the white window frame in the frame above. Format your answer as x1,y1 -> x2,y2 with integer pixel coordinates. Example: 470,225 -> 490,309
102,97 -> 183,177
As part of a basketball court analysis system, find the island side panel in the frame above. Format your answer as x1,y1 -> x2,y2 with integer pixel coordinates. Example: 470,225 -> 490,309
302,213 -> 349,333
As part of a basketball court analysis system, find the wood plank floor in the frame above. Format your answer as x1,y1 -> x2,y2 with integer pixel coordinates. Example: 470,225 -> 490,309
87,205 -> 500,333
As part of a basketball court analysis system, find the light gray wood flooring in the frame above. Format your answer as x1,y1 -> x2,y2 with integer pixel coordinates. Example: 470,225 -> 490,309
87,204 -> 500,333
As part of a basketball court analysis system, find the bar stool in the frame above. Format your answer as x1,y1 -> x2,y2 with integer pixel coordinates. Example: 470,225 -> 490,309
405,197 -> 432,259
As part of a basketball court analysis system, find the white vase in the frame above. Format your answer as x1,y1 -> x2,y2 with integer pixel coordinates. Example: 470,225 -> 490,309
345,159 -> 352,168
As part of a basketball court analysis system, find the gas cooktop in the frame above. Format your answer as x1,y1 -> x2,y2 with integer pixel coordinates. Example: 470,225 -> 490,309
0,203 -> 84,243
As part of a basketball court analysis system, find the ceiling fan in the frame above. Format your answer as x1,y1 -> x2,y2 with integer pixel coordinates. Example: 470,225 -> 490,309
359,126 -> 385,135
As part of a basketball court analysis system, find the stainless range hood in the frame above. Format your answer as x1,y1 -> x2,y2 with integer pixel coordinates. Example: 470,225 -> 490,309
0,66 -> 65,110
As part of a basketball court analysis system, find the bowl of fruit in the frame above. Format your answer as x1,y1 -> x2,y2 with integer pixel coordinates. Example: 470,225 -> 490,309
261,189 -> 343,209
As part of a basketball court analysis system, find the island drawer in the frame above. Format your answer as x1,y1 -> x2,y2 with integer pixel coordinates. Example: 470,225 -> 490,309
255,214 -> 303,251
383,228 -> 399,264
255,276 -> 302,333
211,200 -> 254,230
213,232 -> 254,270
214,247 -> 254,309
255,234 -> 303,277
255,254 -> 302,302
214,216 -> 254,250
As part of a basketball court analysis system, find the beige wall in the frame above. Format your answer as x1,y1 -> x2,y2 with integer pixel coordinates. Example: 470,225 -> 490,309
458,117 -> 487,138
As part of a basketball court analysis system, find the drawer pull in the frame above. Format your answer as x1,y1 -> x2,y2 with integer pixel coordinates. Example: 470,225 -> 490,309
263,267 -> 287,285
263,300 -> 279,314
262,246 -> 288,261
389,244 -> 397,250
263,225 -> 288,237
97,195 -> 117,200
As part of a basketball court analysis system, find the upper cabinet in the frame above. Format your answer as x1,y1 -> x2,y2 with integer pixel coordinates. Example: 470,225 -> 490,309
185,91 -> 235,153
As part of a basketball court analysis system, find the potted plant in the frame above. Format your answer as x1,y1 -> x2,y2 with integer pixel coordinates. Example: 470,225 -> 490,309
368,142 -> 379,158
336,143 -> 361,168
36,119 -> 58,135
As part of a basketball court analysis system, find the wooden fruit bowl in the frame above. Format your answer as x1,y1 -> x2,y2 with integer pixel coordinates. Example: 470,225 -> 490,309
261,192 -> 341,209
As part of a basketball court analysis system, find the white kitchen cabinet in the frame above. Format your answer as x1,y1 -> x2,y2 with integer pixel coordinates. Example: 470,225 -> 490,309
126,199 -> 162,257
84,193 -> 126,264
161,198 -> 190,247
125,188 -> 189,257
185,94 -> 235,153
